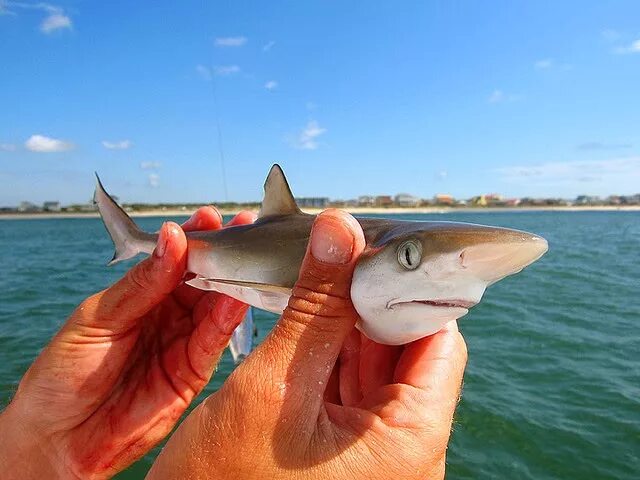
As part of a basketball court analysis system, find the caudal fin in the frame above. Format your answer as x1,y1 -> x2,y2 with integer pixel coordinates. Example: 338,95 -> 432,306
94,174 -> 157,265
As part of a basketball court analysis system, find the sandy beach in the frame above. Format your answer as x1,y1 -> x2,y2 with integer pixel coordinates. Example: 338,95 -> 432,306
2,205 -> 639,220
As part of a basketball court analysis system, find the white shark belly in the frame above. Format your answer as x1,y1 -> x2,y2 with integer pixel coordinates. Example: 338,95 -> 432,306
185,276 -> 290,314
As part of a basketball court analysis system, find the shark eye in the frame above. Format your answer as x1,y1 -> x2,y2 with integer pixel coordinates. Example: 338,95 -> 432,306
397,240 -> 422,270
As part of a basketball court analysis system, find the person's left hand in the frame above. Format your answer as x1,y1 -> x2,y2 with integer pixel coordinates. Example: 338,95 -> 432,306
0,206 -> 255,479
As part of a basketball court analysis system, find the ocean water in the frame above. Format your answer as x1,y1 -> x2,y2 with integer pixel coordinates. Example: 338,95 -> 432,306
0,211 -> 638,479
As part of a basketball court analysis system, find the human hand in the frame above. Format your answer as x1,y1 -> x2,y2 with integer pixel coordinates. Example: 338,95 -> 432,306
0,207 -> 255,479
148,209 -> 468,480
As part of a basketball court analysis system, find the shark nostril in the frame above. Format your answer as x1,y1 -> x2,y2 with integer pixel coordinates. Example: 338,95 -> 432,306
459,250 -> 467,268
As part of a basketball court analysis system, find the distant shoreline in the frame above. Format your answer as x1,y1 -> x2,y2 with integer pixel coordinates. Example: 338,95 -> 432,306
2,205 -> 639,220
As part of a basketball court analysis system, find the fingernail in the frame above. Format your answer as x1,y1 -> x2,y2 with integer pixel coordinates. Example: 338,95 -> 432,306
154,223 -> 170,258
311,213 -> 354,264
211,206 -> 223,225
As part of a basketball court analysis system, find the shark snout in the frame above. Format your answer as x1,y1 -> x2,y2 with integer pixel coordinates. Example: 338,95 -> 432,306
460,233 -> 548,282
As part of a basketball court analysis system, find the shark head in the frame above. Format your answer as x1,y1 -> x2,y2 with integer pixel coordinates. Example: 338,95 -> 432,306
351,221 -> 548,345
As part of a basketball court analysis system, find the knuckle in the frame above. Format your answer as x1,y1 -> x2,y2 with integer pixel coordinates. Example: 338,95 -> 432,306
77,295 -> 98,315
282,289 -> 356,338
289,285 -> 354,318
127,263 -> 154,290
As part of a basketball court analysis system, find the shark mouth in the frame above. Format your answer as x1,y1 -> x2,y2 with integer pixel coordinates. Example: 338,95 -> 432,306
387,299 -> 477,309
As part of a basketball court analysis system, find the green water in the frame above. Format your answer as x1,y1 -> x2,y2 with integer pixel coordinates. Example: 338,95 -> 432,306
0,212 -> 638,479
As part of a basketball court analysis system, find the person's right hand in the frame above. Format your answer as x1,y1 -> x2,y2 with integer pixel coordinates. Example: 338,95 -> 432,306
147,209 -> 468,480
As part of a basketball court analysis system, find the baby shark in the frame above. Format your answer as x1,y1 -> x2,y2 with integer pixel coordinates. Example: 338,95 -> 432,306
95,165 -> 548,346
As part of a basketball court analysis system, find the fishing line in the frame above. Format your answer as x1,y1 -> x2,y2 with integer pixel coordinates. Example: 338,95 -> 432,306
208,51 -> 229,202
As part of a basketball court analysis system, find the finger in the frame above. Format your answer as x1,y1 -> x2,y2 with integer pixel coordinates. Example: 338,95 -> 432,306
394,321 -> 467,406
224,210 -> 257,227
244,209 -> 365,412
339,328 -> 362,407
187,293 -> 249,381
323,363 -> 341,404
174,208 -> 255,310
181,206 -> 223,232
358,335 -> 403,399
74,222 -> 187,333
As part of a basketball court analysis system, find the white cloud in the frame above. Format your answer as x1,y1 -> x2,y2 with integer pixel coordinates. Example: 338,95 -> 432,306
488,89 -> 521,103
102,139 -> 132,150
292,120 -> 326,150
140,161 -> 161,169
2,2 -> 72,34
214,36 -> 247,47
613,39 -> 640,54
496,157 -> 640,187
534,58 -> 553,69
0,143 -> 17,151
41,12 -> 71,33
264,80 -> 278,90
195,64 -> 212,81
25,134 -> 74,152
148,173 -> 160,188
263,40 -> 275,52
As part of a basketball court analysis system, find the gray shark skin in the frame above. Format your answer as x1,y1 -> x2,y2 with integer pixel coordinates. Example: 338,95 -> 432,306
95,165 -> 548,346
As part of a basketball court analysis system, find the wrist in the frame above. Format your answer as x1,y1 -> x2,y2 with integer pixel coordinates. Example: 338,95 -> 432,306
0,401 -> 76,479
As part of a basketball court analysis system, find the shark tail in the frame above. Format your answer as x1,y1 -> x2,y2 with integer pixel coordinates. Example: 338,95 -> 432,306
94,174 -> 158,266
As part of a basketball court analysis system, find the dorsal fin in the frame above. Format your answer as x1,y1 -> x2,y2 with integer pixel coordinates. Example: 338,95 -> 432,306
259,164 -> 302,218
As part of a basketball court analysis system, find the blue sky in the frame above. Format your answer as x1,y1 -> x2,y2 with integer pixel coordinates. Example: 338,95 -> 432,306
1,1 -> 640,205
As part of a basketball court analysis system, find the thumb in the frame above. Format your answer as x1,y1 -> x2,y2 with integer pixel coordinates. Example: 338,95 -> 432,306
250,209 -> 365,411
73,221 -> 187,333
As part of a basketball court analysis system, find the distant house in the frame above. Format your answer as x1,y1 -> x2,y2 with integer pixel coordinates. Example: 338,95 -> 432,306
18,201 -> 39,212
628,194 -> 640,205
469,195 -> 487,207
434,194 -> 454,206
43,201 -> 61,212
358,195 -> 375,207
295,197 -> 329,208
374,195 -> 393,207
394,193 -> 420,207
575,195 -> 601,205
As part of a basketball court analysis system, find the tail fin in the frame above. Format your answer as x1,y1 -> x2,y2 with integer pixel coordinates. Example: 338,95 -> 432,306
94,174 -> 157,265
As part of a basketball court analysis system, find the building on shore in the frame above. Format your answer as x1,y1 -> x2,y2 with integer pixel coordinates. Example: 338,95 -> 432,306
358,195 -> 375,207
295,197 -> 330,208
374,195 -> 394,207
434,194 -> 455,206
43,201 -> 61,212
575,195 -> 601,205
18,201 -> 40,212
394,193 -> 421,207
